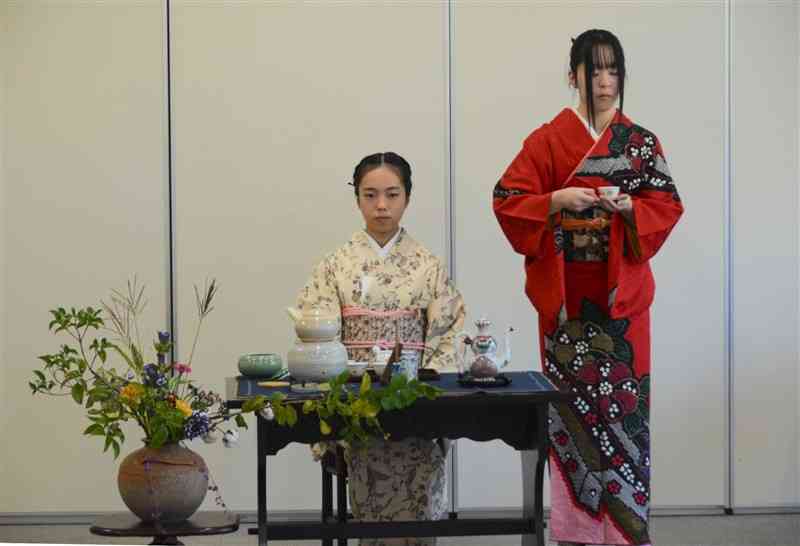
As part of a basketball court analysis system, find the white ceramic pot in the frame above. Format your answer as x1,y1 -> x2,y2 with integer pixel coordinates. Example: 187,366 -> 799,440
287,307 -> 341,342
287,339 -> 348,383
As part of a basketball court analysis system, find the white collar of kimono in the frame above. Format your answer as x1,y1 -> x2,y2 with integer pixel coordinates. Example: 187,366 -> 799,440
365,226 -> 403,259
571,107 -> 600,141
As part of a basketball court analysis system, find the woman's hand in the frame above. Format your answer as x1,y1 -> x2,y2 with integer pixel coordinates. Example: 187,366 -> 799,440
599,193 -> 634,222
550,188 -> 599,213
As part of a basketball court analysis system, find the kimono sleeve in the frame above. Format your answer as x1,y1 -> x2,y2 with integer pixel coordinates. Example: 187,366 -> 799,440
493,128 -> 557,259
296,255 -> 342,316
422,261 -> 466,371
624,137 -> 684,263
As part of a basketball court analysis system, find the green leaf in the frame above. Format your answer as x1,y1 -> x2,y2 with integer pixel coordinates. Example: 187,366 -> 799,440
359,372 -> 371,395
235,414 -> 247,428
242,396 -> 267,413
71,384 -> 85,404
33,370 -> 46,383
320,419 -> 331,435
151,427 -> 168,449
286,405 -> 298,427
390,373 -> 407,390
111,440 -> 120,459
84,423 -> 105,436
399,389 -> 417,406
269,392 -> 286,403
382,396 -> 399,411
131,344 -> 144,370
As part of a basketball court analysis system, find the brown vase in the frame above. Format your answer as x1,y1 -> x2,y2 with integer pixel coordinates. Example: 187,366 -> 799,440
117,443 -> 208,523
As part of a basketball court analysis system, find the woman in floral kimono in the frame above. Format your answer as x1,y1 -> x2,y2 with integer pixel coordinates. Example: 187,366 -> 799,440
297,151 -> 466,546
492,30 -> 683,546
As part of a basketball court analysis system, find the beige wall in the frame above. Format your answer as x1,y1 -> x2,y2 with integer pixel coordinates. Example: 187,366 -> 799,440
731,0 -> 799,507
0,0 -> 7,511
2,1 -> 168,511
1,0 -> 798,516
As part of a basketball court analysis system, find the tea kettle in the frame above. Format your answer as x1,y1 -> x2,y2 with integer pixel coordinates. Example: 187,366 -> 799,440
457,318 -> 513,378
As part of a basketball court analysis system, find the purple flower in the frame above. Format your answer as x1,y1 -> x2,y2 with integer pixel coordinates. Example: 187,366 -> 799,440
184,411 -> 210,440
143,364 -> 166,388
156,331 -> 171,364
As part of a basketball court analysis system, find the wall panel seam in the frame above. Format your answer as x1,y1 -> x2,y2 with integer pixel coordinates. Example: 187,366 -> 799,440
723,0 -> 733,512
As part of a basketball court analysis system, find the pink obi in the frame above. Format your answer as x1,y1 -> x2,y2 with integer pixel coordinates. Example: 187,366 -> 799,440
341,307 -> 427,354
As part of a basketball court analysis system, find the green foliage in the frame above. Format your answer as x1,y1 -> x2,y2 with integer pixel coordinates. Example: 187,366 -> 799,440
259,371 -> 442,445
30,278 -> 260,459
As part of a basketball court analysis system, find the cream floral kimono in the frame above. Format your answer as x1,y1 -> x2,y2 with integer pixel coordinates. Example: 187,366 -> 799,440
297,228 -> 466,546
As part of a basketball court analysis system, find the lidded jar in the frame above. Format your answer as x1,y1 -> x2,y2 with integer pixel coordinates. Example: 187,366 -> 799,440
286,307 -> 347,384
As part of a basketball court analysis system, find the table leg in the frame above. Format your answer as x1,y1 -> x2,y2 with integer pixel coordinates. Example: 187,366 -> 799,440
258,417 -> 268,546
521,403 -> 549,546
335,445 -> 348,546
322,463 -> 333,546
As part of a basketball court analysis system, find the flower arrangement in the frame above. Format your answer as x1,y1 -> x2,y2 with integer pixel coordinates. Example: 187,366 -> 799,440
30,278 -> 254,458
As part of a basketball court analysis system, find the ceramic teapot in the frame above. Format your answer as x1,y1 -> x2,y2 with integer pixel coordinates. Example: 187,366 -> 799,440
457,318 -> 513,378
286,306 -> 347,384
286,306 -> 341,342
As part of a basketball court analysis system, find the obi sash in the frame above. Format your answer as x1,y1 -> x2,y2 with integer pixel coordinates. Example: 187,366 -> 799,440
341,307 -> 427,360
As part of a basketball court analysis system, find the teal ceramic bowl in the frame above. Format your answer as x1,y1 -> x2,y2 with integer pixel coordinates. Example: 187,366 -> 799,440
237,353 -> 285,378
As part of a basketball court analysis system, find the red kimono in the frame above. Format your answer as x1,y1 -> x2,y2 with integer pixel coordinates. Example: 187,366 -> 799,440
493,108 -> 683,545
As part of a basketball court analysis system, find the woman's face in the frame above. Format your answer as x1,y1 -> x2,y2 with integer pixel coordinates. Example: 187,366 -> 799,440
571,44 -> 619,114
356,165 -> 409,240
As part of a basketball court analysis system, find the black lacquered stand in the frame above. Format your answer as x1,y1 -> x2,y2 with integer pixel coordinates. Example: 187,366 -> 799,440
90,511 -> 239,545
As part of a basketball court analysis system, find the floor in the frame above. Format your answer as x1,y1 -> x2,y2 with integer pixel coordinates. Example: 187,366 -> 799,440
0,514 -> 798,546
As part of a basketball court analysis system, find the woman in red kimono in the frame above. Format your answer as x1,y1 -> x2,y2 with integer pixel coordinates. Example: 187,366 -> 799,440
493,30 -> 683,546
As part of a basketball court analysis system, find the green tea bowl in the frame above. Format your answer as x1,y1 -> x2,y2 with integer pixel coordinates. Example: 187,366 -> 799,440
237,353 -> 284,378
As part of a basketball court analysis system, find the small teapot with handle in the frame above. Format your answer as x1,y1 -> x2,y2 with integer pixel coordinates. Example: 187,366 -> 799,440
286,306 -> 341,342
457,318 -> 513,378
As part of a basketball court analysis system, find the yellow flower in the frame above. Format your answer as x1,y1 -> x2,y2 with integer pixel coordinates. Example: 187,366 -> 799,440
175,399 -> 193,417
120,383 -> 144,405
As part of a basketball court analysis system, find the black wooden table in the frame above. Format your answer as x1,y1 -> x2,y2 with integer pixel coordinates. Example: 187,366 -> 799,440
226,371 -> 572,546
89,511 -> 239,545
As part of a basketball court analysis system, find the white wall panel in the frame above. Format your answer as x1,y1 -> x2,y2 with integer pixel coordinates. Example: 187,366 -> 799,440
731,1 -> 799,507
170,1 -> 448,512
0,0 -> 8,512
1,1 -> 168,511
452,1 -> 726,508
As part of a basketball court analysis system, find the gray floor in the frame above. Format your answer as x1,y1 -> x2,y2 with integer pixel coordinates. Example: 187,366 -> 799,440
1,515 -> 799,546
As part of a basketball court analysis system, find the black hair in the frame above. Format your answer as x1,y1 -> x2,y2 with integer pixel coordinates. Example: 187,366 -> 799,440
569,29 -> 626,130
351,152 -> 412,198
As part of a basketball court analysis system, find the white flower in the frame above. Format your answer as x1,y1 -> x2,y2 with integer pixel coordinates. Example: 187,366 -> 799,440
222,429 -> 239,448
202,430 -> 220,444
258,406 -> 275,421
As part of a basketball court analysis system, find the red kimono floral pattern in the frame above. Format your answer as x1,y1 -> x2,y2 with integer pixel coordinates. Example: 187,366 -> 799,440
493,109 -> 682,546
545,299 -> 652,541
